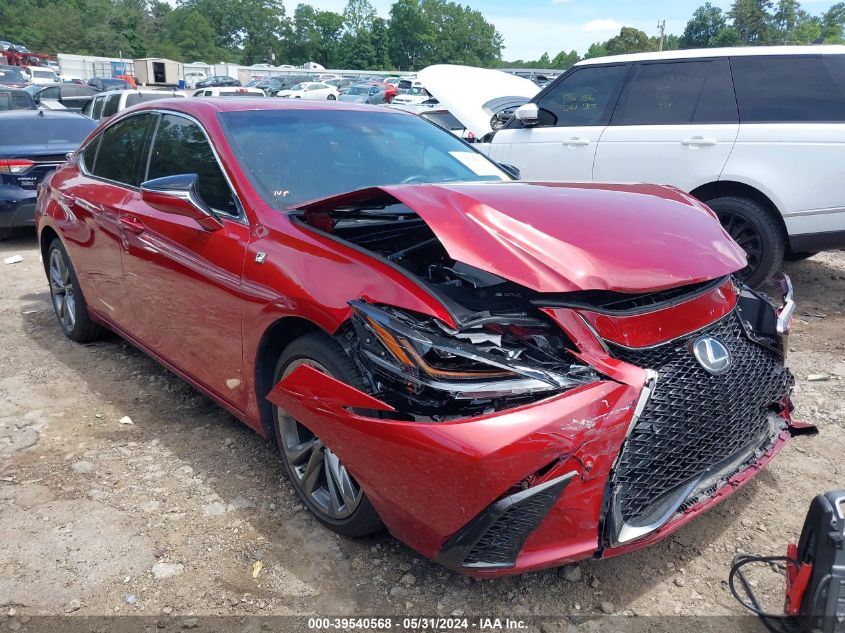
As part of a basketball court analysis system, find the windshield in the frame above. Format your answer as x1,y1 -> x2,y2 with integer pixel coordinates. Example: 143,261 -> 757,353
289,83 -> 307,91
31,68 -> 56,78
346,85 -> 367,95
408,87 -> 426,96
219,109 -> 507,209
0,67 -> 27,84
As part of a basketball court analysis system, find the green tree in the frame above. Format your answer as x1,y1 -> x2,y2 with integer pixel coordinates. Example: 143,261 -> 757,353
343,0 -> 377,35
584,42 -> 608,59
821,2 -> 845,42
537,51 -> 550,67
604,27 -> 655,56
728,0 -> 774,44
713,26 -> 743,45
550,49 -> 579,69
680,3 -> 727,48
388,0 -> 431,70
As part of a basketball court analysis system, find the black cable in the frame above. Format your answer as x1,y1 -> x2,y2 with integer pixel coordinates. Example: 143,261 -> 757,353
728,554 -> 832,633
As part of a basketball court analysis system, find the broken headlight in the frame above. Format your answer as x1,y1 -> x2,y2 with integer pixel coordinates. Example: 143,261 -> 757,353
349,301 -> 598,406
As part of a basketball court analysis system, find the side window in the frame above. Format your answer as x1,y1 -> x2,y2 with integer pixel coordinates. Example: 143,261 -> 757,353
90,114 -> 155,186
731,56 -> 845,122
101,93 -> 120,118
81,98 -> 93,117
613,60 -> 737,125
79,136 -> 101,173
40,86 -> 60,100
146,114 -> 237,216
92,96 -> 105,119
536,65 -> 629,127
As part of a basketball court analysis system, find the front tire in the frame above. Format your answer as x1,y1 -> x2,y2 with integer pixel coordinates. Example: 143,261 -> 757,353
327,94 -> 337,100
706,196 -> 784,288
46,238 -> 104,342
272,332 -> 383,537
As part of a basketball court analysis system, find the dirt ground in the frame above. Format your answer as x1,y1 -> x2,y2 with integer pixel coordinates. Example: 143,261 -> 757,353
1,231 -> 843,631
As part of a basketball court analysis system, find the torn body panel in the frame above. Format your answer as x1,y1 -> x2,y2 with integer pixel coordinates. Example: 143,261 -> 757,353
268,363 -> 644,565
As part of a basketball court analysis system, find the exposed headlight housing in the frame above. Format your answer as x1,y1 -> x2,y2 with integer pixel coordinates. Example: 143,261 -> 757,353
348,301 -> 598,419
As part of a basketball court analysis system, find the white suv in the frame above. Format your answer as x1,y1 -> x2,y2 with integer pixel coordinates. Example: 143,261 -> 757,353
485,46 -> 845,286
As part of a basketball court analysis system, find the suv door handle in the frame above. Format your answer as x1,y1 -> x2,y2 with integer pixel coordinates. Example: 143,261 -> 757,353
119,214 -> 146,234
681,137 -> 717,147
564,137 -> 591,147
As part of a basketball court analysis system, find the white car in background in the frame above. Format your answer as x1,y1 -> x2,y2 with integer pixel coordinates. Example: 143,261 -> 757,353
191,86 -> 265,97
184,70 -> 207,89
82,89 -> 185,121
26,67 -> 59,85
276,82 -> 339,100
392,85 -> 433,105
422,47 -> 845,286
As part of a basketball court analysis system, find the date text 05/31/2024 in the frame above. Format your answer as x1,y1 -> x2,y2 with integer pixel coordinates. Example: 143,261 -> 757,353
307,617 -> 528,630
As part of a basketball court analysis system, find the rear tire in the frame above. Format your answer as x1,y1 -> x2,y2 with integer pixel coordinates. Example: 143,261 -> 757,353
46,238 -> 105,342
706,196 -> 783,288
272,331 -> 383,537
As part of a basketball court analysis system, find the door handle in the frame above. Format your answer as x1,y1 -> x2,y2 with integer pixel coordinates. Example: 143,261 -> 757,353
119,214 -> 146,234
681,137 -> 717,147
564,137 -> 591,147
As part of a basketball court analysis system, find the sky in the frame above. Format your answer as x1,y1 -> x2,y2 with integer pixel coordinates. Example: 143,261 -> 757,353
287,0 -> 842,60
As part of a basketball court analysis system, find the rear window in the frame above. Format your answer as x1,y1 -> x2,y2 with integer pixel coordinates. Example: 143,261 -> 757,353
731,55 -> 845,122
0,67 -> 26,83
125,93 -> 174,107
0,116 -> 95,146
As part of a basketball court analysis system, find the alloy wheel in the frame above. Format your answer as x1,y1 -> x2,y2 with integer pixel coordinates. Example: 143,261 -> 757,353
718,210 -> 763,281
278,359 -> 363,520
49,248 -> 76,332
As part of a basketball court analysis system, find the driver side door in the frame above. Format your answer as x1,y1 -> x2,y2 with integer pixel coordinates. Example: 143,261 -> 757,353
119,112 -> 250,411
487,64 -> 630,182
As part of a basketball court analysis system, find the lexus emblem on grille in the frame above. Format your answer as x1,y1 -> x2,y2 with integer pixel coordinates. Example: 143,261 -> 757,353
691,336 -> 732,375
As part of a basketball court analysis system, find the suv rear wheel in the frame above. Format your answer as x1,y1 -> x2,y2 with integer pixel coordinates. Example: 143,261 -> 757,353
706,196 -> 784,288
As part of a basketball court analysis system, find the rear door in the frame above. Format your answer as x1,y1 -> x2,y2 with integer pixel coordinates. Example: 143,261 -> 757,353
119,112 -> 249,410
593,59 -> 739,191
724,54 -> 845,242
488,64 -> 630,181
56,112 -> 156,330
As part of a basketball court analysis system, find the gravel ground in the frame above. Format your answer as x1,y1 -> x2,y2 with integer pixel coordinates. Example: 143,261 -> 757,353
1,231 -> 843,631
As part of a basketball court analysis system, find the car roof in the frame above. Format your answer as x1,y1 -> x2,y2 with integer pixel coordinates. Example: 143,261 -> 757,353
127,97 -> 414,117
576,44 -> 845,66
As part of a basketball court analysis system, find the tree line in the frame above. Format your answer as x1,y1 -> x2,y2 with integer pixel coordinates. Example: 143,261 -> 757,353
2,0 -> 844,71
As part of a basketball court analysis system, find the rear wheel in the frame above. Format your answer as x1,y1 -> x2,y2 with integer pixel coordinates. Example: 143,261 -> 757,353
46,238 -> 105,342
706,196 -> 784,288
272,332 -> 383,537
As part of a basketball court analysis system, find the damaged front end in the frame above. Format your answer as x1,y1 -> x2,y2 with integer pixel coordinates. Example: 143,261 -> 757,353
276,183 -> 807,574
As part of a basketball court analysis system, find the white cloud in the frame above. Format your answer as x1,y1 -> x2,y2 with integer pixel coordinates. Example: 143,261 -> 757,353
581,18 -> 623,32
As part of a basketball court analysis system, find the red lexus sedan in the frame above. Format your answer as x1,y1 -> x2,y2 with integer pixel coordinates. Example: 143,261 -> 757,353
36,98 -> 802,576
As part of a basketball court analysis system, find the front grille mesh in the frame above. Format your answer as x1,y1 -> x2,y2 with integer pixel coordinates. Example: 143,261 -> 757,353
463,485 -> 561,567
609,311 -> 792,526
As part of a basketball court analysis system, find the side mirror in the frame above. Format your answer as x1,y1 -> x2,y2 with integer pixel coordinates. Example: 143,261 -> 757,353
140,174 -> 223,231
499,163 -> 521,180
514,103 -> 539,126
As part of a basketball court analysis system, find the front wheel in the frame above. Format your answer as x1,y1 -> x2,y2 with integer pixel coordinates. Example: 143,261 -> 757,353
706,196 -> 784,288
327,94 -> 337,100
272,332 -> 383,537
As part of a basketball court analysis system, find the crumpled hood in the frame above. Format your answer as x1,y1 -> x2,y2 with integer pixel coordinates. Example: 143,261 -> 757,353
417,64 -> 539,138
297,181 -> 747,294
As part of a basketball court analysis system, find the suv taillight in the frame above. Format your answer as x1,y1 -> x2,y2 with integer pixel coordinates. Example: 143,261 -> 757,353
0,159 -> 34,174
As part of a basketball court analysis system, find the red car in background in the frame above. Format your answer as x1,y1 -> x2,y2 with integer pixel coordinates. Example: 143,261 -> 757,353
370,80 -> 396,102
36,99 -> 802,575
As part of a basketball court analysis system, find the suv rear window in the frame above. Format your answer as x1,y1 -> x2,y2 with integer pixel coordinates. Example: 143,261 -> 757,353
613,59 -> 737,125
731,55 -> 845,122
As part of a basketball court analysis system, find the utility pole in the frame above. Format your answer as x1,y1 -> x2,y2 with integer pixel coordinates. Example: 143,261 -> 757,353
656,20 -> 666,51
